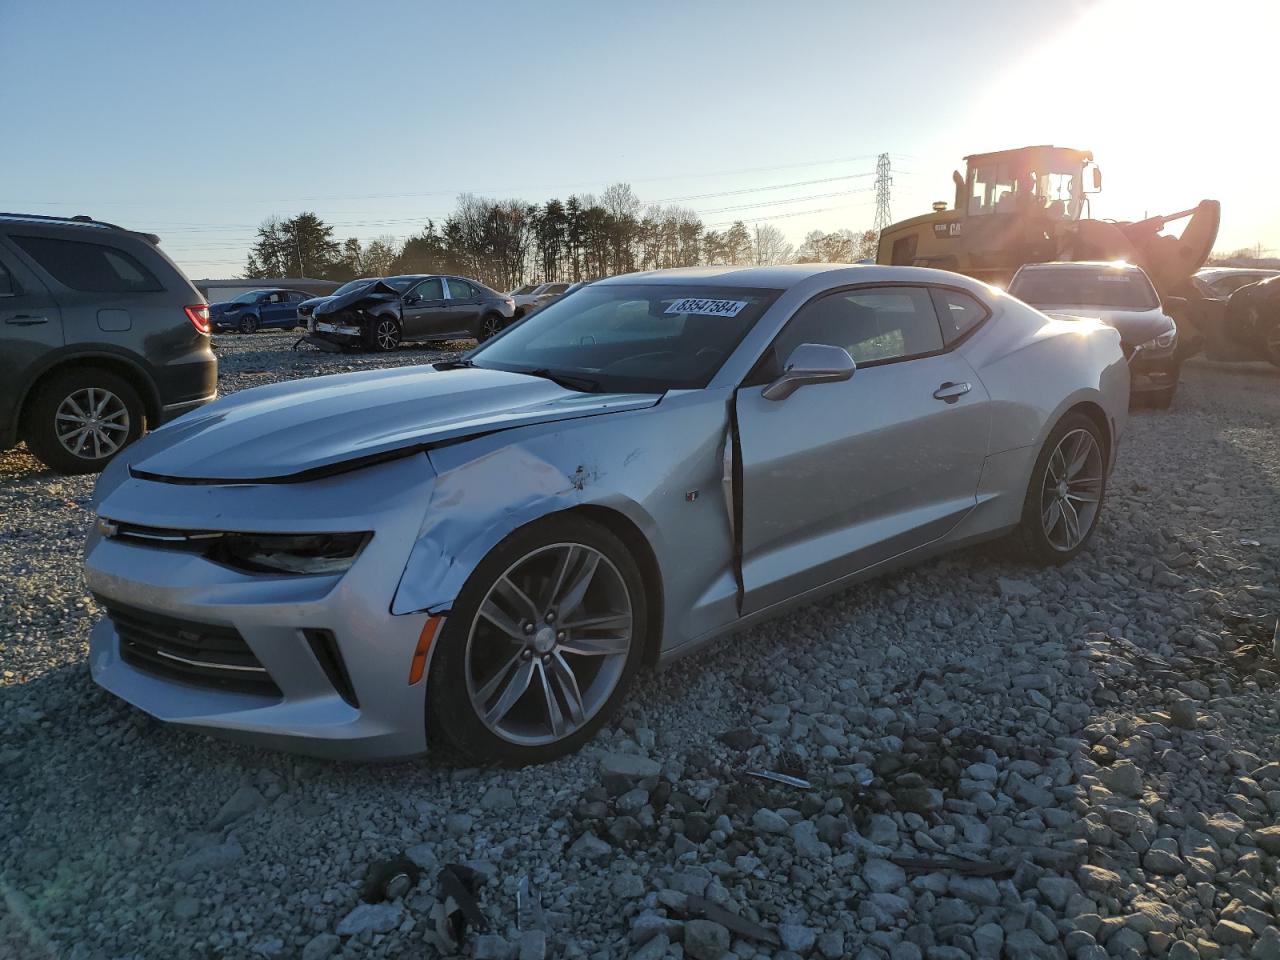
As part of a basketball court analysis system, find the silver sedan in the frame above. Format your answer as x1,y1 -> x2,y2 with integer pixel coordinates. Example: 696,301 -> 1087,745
84,265 -> 1129,764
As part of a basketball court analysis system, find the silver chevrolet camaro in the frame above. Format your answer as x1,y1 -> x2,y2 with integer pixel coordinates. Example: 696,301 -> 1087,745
85,265 -> 1129,764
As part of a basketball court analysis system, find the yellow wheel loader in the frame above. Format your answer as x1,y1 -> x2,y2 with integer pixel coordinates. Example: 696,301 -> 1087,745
877,145 -> 1220,356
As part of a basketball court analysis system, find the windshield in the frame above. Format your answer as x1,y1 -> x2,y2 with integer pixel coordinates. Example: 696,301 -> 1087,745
386,276 -> 421,292
1010,267 -> 1159,311
231,290 -> 268,303
470,283 -> 781,392
511,283 -> 537,295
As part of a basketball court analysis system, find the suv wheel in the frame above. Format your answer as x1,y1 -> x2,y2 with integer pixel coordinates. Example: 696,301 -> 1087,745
238,315 -> 259,334
24,368 -> 145,474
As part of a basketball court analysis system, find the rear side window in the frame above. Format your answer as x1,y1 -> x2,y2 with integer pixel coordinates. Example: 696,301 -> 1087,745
929,288 -> 989,344
13,235 -> 164,293
447,279 -> 476,299
0,259 -> 16,297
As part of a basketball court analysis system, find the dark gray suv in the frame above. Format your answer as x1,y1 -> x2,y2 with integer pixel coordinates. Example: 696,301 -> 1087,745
0,213 -> 217,474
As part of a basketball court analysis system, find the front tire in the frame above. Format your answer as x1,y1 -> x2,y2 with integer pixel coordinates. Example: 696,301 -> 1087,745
1012,412 -> 1107,565
367,316 -> 402,353
426,515 -> 647,766
23,368 -> 145,474
238,315 -> 259,334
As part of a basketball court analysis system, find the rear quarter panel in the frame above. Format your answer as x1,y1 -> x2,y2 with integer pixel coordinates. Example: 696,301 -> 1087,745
960,294 -> 1128,458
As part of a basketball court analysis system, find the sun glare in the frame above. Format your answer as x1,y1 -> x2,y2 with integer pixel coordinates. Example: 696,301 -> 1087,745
962,0 -> 1280,250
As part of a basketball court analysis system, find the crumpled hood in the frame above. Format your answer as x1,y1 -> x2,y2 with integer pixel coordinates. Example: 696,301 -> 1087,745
1045,307 -> 1174,347
129,366 -> 659,482
314,280 -> 399,317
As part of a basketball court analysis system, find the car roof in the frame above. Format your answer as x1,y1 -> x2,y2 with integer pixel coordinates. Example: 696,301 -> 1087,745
0,211 -> 162,245
1196,267 -> 1279,277
594,263 -> 997,291
1016,261 -> 1149,274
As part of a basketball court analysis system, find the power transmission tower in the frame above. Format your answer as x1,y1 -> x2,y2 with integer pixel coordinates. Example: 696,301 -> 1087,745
873,153 -> 893,240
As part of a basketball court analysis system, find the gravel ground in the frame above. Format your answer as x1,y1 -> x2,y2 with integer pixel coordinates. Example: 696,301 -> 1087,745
2,335 -> 1278,960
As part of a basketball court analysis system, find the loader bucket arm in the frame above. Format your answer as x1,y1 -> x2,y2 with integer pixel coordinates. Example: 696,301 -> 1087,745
1121,200 -> 1220,293
1057,200 -> 1220,297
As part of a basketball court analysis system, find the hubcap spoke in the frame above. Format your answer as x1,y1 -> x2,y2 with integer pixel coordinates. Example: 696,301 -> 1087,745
560,611 -> 631,631
557,632 -> 630,657
535,660 -> 567,737
480,656 -> 535,726
546,653 -> 585,727
478,599 -> 527,642
555,551 -> 600,617
493,576 -> 540,623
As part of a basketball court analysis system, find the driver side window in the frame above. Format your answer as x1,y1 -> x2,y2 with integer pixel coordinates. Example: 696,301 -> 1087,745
411,278 -> 444,301
769,286 -> 944,375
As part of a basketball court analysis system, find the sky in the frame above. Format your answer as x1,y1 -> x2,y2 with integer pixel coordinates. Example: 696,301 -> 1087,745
2,0 -> 1277,279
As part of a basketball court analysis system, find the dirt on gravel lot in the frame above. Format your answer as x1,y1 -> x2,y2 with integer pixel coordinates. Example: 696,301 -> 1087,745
1,337 -> 1278,960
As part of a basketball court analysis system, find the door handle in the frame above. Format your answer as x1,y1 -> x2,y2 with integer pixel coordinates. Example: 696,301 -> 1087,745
4,315 -> 48,326
933,381 -> 971,403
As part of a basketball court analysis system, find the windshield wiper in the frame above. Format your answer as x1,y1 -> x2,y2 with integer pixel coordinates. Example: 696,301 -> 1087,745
521,367 -> 601,393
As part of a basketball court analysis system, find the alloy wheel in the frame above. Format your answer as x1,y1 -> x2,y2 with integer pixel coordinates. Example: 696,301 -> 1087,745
376,319 -> 400,351
482,315 -> 504,340
1039,428 -> 1103,551
54,387 -> 131,461
465,543 -> 633,746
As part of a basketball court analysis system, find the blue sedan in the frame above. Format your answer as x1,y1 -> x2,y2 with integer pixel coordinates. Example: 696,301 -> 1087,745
208,288 -> 312,333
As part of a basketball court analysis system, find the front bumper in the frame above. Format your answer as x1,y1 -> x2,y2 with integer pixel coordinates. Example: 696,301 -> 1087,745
1128,347 -> 1180,394
84,455 -> 441,760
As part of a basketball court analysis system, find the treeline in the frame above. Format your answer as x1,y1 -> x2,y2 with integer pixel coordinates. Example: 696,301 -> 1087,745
243,182 -> 878,289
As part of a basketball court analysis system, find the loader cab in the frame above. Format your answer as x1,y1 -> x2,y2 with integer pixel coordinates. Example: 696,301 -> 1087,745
958,146 -> 1099,221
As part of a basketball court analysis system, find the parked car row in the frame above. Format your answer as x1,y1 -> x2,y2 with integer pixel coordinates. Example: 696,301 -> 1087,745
303,274 -> 515,352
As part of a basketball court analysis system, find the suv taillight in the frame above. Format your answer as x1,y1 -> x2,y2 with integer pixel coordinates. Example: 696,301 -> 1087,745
184,304 -> 211,335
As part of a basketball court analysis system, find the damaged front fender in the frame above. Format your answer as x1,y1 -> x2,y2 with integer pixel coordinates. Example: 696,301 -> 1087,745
388,392 -> 739,655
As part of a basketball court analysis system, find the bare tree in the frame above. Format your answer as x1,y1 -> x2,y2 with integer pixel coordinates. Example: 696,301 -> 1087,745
752,223 -> 795,265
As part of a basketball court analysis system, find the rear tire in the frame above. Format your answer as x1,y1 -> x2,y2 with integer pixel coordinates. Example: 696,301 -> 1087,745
476,312 -> 506,342
426,515 -> 647,766
23,368 -> 145,475
1010,412 -> 1108,565
238,315 -> 259,334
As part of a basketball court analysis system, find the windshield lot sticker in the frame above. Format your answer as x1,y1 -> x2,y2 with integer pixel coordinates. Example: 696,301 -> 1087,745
665,298 -> 749,317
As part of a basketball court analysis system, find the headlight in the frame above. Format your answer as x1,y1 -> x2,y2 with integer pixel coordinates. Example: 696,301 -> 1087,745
1139,329 -> 1176,351
211,532 -> 371,575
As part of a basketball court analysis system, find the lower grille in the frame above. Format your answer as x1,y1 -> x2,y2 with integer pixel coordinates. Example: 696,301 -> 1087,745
101,600 -> 281,697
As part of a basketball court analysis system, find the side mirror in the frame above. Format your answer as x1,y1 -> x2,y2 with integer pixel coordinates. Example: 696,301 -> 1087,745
404,294 -> 421,305
762,343 -> 856,401
1163,295 -> 1188,314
